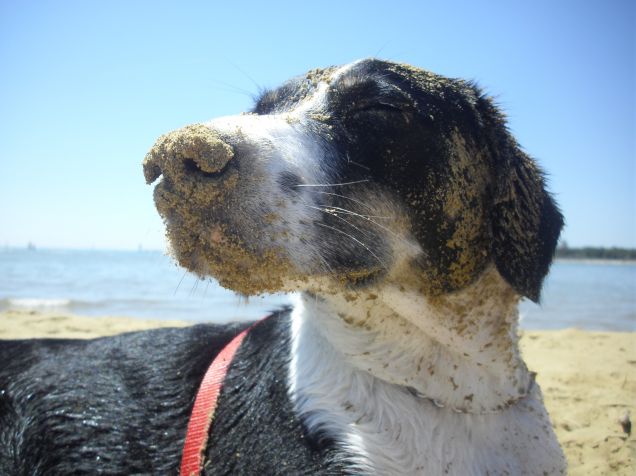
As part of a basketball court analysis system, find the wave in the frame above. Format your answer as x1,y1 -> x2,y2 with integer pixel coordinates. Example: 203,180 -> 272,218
0,297 -> 165,311
4,298 -> 73,309
0,294 -> 291,322
0,296 -> 209,315
0,297 -> 167,320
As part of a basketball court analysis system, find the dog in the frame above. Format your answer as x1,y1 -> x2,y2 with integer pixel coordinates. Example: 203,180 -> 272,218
1,59 -> 566,475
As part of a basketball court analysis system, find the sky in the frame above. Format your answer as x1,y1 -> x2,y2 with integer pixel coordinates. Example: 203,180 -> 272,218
1,0 -> 634,250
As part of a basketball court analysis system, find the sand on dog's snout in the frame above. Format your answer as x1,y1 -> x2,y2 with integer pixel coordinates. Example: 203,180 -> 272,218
143,124 -> 234,184
143,124 -> 299,295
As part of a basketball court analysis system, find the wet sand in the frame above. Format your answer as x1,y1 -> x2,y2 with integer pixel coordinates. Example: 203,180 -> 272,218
1,309 -> 634,475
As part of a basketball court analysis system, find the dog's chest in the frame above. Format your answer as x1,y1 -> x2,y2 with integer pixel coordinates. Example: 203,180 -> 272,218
288,303 -> 565,475
293,374 -> 560,475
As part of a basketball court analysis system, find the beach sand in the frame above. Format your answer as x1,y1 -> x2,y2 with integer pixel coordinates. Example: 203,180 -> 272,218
1,309 -> 634,475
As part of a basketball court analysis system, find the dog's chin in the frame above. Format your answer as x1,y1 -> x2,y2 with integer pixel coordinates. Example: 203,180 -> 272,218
165,236 -> 300,297
169,238 -> 385,298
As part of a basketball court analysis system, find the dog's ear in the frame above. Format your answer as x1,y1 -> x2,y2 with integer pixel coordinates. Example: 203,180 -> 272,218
480,99 -> 564,302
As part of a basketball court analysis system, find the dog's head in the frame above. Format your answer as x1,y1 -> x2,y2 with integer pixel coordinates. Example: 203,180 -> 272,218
144,59 -> 562,302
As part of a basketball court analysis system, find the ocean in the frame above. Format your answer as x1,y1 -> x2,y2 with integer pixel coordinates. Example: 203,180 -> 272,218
1,248 -> 634,331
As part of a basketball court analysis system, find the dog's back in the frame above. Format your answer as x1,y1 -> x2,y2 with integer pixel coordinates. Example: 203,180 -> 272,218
0,324 -> 232,474
0,313 -> 353,475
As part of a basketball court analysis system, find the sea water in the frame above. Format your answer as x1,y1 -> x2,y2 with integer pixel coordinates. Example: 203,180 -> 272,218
1,248 -> 634,331
0,248 -> 290,323
519,260 -> 635,331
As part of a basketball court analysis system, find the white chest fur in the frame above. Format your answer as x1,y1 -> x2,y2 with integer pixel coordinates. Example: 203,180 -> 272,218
288,285 -> 566,475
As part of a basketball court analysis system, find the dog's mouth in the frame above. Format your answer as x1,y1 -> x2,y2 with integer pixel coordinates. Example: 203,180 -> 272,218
155,195 -> 384,295
152,186 -> 386,295
168,222 -> 297,296
154,199 -> 300,296
144,122 -> 393,296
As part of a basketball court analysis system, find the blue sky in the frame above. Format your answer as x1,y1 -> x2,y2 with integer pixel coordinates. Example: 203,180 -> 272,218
1,0 -> 634,250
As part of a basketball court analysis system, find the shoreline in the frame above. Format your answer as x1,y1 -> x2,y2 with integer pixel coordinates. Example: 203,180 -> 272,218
1,310 -> 634,475
555,257 -> 636,266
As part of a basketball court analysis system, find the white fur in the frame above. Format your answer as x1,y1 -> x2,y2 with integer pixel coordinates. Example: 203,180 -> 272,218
288,272 -> 566,475
204,112 -> 332,273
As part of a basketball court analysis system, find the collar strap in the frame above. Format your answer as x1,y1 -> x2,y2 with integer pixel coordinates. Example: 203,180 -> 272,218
180,323 -> 256,476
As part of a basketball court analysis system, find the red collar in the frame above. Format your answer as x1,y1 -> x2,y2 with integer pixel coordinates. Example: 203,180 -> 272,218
180,322 -> 257,476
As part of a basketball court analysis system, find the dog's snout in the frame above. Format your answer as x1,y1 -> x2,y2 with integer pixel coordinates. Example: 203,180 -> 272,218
143,123 -> 234,184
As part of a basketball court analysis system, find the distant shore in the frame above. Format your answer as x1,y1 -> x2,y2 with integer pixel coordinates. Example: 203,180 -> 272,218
1,309 -> 634,475
4,245 -> 636,259
555,246 -> 636,261
556,257 -> 636,265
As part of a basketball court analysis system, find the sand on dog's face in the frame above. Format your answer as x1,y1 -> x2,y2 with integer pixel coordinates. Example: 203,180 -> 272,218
144,59 -> 557,301
144,125 -> 420,297
144,124 -> 304,295
143,112 -> 392,296
142,61 -> 492,298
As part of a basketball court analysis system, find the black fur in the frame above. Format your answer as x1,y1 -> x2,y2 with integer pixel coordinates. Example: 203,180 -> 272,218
0,311 -> 351,475
479,97 -> 564,301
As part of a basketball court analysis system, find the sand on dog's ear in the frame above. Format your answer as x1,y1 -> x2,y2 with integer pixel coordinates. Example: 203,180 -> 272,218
481,99 -> 564,303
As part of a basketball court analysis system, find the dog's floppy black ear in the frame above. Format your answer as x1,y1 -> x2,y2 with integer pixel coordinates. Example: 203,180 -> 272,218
481,100 -> 564,302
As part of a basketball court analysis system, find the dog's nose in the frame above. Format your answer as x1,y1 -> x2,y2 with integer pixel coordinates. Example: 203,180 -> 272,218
143,123 -> 234,184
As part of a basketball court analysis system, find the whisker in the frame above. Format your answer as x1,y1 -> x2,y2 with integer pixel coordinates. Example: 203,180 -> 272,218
303,238 -> 334,276
294,179 -> 369,188
304,190 -> 376,211
346,154 -> 371,171
208,80 -> 254,98
308,203 -> 405,241
316,207 -> 376,241
190,277 -> 200,297
374,40 -> 392,59
304,204 -> 387,221
315,221 -> 388,270
324,206 -> 391,220
305,202 -> 414,251
224,59 -> 261,91
174,269 -> 188,296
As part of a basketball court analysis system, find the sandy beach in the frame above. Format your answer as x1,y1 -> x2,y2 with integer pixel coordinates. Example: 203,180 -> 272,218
1,309 -> 634,475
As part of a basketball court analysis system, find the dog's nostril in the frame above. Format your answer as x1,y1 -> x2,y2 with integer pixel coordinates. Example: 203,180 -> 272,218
183,157 -> 232,179
183,158 -> 201,174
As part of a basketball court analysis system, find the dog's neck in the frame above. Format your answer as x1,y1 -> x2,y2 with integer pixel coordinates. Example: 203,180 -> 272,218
288,267 -> 566,474
293,266 -> 532,413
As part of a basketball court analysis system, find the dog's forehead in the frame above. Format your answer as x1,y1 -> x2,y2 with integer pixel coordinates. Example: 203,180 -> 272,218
253,60 -> 403,112
253,65 -> 339,114
254,59 -> 472,118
